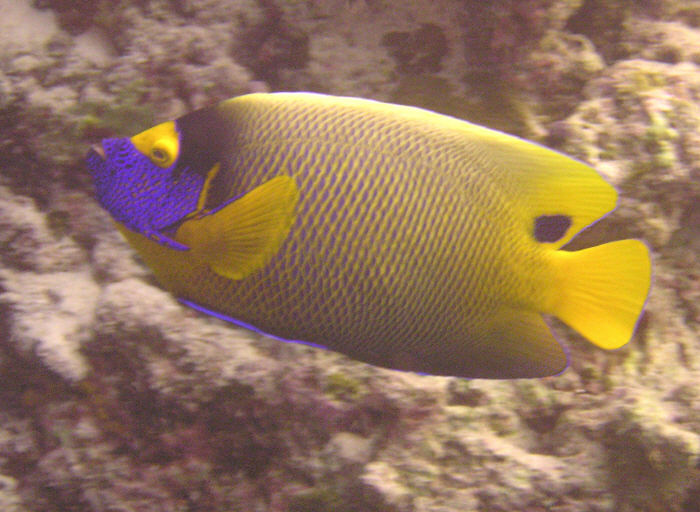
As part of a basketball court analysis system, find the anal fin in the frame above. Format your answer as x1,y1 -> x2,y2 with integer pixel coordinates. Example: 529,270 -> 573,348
463,309 -> 568,378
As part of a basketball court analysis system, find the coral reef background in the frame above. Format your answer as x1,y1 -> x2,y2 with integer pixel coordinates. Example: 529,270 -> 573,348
0,0 -> 698,510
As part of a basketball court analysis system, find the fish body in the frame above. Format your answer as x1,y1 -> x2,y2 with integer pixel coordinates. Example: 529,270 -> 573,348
87,93 -> 651,378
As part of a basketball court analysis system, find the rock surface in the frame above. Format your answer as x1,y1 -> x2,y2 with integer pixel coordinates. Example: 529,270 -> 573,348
0,0 -> 698,511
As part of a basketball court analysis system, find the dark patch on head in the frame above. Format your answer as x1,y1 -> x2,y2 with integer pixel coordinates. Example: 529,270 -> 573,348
175,105 -> 227,175
534,215 -> 572,243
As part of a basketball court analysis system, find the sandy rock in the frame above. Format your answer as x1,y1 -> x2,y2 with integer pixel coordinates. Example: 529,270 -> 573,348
323,431 -> 373,471
93,277 -> 274,397
0,1 -> 697,511
0,0 -> 59,51
556,60 -> 700,251
0,474 -> 23,512
0,187 -> 86,273
520,30 -> 605,118
0,269 -> 98,382
604,389 -> 700,511
0,416 -> 38,511
360,461 -> 413,512
90,232 -> 150,283
624,19 -> 700,65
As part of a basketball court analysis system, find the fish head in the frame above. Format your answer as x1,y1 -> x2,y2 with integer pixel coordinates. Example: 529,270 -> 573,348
86,120 -> 208,250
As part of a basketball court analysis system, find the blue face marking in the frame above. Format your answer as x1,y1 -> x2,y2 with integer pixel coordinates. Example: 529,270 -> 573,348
87,138 -> 206,250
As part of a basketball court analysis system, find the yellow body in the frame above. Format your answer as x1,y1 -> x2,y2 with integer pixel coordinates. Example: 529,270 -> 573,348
111,93 -> 650,378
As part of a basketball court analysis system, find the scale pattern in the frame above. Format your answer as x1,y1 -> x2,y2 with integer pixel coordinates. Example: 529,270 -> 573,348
124,94 -> 556,376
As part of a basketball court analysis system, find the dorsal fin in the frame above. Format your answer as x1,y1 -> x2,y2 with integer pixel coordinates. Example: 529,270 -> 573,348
459,124 -> 618,248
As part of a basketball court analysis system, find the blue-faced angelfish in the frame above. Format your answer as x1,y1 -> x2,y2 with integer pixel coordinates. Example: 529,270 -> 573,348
86,92 -> 651,378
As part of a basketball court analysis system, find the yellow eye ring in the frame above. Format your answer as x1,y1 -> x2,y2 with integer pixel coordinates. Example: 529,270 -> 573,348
150,138 -> 177,167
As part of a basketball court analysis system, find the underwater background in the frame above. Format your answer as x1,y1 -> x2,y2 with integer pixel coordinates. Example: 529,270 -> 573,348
0,0 -> 698,510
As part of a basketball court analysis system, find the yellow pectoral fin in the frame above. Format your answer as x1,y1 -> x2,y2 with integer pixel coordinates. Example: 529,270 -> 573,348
176,175 -> 299,280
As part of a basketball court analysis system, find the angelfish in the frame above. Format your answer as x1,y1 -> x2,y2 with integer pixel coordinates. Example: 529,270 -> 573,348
86,92 -> 651,378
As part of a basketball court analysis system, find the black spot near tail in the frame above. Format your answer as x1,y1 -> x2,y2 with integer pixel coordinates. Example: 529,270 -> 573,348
534,215 -> 571,243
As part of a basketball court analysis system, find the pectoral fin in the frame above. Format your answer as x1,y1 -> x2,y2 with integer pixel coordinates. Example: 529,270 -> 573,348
176,175 -> 299,280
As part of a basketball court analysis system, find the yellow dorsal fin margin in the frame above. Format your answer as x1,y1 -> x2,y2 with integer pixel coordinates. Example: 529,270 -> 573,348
458,125 -> 618,249
176,175 -> 299,280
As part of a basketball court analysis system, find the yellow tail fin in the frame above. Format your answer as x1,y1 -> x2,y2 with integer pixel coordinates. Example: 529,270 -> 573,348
549,240 -> 651,349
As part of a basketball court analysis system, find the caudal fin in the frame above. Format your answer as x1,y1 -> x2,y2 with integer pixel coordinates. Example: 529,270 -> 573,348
549,240 -> 651,349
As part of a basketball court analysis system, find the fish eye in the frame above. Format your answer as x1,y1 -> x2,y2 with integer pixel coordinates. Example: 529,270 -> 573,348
151,147 -> 168,162
150,138 -> 177,167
